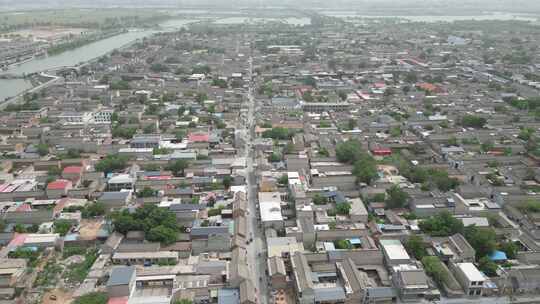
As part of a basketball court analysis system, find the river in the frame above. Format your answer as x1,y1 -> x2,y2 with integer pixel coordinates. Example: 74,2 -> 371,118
0,19 -> 195,101
321,11 -> 539,22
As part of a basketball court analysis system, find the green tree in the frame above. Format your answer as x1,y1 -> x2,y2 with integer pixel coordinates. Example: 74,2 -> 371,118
35,143 -> 49,156
422,256 -> 448,286
352,155 -> 378,185
138,187 -> 157,198
222,176 -> 232,189
460,115 -> 487,128
390,126 -> 402,137
268,153 -> 281,162
334,239 -> 351,249
166,159 -> 189,177
53,219 -> 73,236
278,175 -> 288,185
147,225 -> 177,245
13,224 -> 27,233
478,256 -> 498,277
405,235 -> 427,260
153,147 -> 171,155
191,65 -> 211,74
110,80 -> 130,90
150,63 -> 170,73
498,240 -> 518,259
175,130 -> 186,140
405,72 -> 418,83
73,292 -> 108,304
95,155 -> 129,173
318,147 -> 330,157
464,226 -> 496,259
262,127 -> 294,140
419,211 -> 464,236
112,126 -> 137,139
312,194 -> 327,205
111,213 -> 139,234
347,118 -> 357,130
212,78 -> 228,88
111,205 -> 179,243
336,140 -> 363,163
82,202 -> 106,218
386,185 -> 409,208
329,221 -> 336,230
336,202 -> 352,215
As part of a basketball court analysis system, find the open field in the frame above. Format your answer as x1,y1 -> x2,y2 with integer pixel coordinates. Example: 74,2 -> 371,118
5,26 -> 88,40
0,8 -> 170,32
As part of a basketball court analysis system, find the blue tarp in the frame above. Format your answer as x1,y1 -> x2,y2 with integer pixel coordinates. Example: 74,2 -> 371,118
489,250 -> 507,261
349,238 -> 362,245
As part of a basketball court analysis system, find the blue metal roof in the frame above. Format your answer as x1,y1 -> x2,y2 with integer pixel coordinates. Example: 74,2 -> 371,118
218,288 -> 240,304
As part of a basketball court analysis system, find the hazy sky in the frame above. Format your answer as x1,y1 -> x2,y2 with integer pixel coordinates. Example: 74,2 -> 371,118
1,0 -> 540,13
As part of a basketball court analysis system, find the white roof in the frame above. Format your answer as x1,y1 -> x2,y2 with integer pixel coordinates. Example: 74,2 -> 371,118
457,263 -> 485,282
287,172 -> 300,179
24,234 -> 59,244
113,251 -> 178,259
380,239 -> 410,261
460,217 -> 489,227
260,201 -> 283,222
108,174 -> 134,184
258,192 -> 282,204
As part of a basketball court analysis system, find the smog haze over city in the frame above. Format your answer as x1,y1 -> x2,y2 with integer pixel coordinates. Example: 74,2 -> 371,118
1,1 -> 540,304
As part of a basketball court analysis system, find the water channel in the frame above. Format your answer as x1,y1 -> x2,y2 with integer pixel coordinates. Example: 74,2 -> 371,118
0,19 -> 195,101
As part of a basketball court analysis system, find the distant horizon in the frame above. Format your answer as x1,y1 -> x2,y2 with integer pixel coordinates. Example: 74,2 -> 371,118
1,0 -> 540,14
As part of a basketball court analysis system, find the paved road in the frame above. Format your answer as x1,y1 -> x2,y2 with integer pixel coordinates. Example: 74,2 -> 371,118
243,55 -> 269,304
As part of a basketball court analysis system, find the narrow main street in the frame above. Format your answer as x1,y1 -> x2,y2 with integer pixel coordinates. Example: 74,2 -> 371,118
243,55 -> 269,304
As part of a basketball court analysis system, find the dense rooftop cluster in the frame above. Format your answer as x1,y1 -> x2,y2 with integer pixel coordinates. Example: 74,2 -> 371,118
0,11 -> 539,304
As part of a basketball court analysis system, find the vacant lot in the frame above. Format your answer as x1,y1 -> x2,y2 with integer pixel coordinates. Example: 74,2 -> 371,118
43,289 -> 73,304
79,219 -> 103,241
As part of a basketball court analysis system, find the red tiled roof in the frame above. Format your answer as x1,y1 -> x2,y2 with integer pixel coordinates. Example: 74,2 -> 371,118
145,175 -> 172,180
416,82 -> 440,92
63,166 -> 83,174
107,297 -> 129,304
47,179 -> 72,190
15,204 -> 32,212
374,82 -> 386,88
8,233 -> 26,247
188,133 -> 209,143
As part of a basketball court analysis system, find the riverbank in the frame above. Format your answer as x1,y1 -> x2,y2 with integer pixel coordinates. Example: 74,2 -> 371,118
0,19 -> 196,101
47,29 -> 128,56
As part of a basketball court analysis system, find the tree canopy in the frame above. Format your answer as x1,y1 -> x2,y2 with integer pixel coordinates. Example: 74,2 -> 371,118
405,235 -> 427,260
262,127 -> 295,140
422,256 -> 449,287
166,159 -> 189,177
385,185 -> 409,209
336,140 -> 363,164
418,211 -> 464,236
95,155 -> 129,173
464,225 -> 496,259
336,202 -> 352,215
53,219 -> 73,236
73,292 -> 108,304
111,204 -> 179,245
460,115 -> 487,128
335,140 -> 379,185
